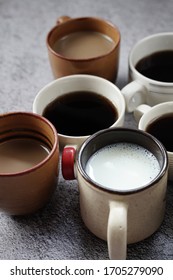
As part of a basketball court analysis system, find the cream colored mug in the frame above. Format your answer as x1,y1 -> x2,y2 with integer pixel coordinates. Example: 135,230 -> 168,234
122,33 -> 173,112
62,128 -> 168,259
134,101 -> 173,181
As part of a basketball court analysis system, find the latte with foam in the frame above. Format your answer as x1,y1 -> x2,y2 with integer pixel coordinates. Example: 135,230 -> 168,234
85,142 -> 160,191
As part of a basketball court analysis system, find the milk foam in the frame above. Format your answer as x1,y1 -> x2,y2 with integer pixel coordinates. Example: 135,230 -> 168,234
85,143 -> 160,191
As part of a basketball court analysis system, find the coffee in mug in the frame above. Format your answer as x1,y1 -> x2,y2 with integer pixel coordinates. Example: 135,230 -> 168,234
0,138 -> 50,173
134,101 -> 173,180
52,31 -> 115,59
33,75 -> 125,149
121,32 -> 173,112
85,142 -> 160,191
135,50 -> 173,83
0,112 -> 59,215
47,16 -> 120,81
146,113 -> 173,152
43,90 -> 118,137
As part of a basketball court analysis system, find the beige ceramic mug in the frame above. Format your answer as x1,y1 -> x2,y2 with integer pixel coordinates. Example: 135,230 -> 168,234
122,33 -> 173,112
33,75 -> 125,149
62,128 -> 168,259
134,101 -> 173,181
46,16 -> 120,82
0,112 -> 59,215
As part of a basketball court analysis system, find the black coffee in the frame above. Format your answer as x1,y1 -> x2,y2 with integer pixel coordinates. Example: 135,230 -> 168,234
43,91 -> 118,136
147,113 -> 173,151
135,50 -> 173,82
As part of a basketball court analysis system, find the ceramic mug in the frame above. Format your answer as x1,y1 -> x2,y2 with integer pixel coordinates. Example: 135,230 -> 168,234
33,74 -> 125,149
0,112 -> 59,215
46,16 -> 120,82
134,101 -> 173,181
61,128 -> 168,259
121,33 -> 173,112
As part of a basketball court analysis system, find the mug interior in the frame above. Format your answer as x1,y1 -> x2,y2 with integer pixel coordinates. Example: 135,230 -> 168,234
47,17 -> 120,59
33,75 -> 125,138
0,112 -> 58,175
131,33 -> 173,70
139,102 -> 173,131
78,128 -> 168,193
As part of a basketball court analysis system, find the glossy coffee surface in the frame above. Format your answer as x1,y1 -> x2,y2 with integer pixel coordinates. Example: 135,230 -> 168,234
43,90 -> 118,136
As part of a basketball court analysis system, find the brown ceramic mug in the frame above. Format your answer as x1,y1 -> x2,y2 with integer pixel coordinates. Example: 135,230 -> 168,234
46,16 -> 121,82
0,112 -> 59,215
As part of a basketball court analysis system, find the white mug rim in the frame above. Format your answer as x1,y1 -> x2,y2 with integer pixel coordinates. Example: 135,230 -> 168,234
129,32 -> 173,87
33,74 -> 125,139
77,128 -> 168,194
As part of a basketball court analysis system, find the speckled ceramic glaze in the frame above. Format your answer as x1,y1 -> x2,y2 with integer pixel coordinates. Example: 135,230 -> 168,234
62,128 -> 168,260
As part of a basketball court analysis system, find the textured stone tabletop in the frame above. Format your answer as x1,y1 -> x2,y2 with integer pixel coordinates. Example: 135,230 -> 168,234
0,0 -> 173,259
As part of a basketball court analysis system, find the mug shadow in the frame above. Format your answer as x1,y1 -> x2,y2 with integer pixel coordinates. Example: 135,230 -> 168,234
127,183 -> 173,260
9,179 -> 108,260
5,180 -> 173,260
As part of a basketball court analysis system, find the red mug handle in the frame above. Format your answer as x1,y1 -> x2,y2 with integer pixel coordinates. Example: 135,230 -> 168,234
62,146 -> 76,180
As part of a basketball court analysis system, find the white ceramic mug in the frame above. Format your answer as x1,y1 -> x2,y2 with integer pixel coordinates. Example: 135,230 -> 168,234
134,101 -> 173,181
61,128 -> 168,259
121,33 -> 173,112
33,74 -> 125,149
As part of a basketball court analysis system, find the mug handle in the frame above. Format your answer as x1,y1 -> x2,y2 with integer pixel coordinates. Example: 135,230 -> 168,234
62,146 -> 77,180
121,80 -> 147,113
108,201 -> 128,259
133,104 -> 151,123
57,16 -> 71,25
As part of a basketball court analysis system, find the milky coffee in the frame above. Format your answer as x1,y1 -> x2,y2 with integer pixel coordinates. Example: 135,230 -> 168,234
53,31 -> 115,59
0,138 -> 50,173
85,143 -> 160,191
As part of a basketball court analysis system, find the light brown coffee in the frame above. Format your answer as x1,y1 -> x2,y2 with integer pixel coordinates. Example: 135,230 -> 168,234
52,31 -> 115,59
0,138 -> 50,173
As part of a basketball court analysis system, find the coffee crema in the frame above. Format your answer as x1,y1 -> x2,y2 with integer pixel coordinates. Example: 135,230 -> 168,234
135,50 -> 173,82
147,113 -> 173,152
85,142 -> 160,191
52,31 -> 115,59
43,91 -> 118,136
0,138 -> 50,173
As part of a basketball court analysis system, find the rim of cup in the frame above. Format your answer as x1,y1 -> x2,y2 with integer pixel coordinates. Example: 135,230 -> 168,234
129,32 -> 173,87
46,16 -> 121,62
77,127 -> 168,194
33,74 -> 126,140
0,111 -> 58,177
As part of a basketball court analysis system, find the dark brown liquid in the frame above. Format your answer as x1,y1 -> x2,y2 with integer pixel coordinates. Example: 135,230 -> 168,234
0,138 -> 50,173
135,50 -> 173,82
147,113 -> 173,151
43,91 -> 118,136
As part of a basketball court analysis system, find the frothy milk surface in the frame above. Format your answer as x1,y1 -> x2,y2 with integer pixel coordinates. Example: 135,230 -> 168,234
85,143 -> 160,191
